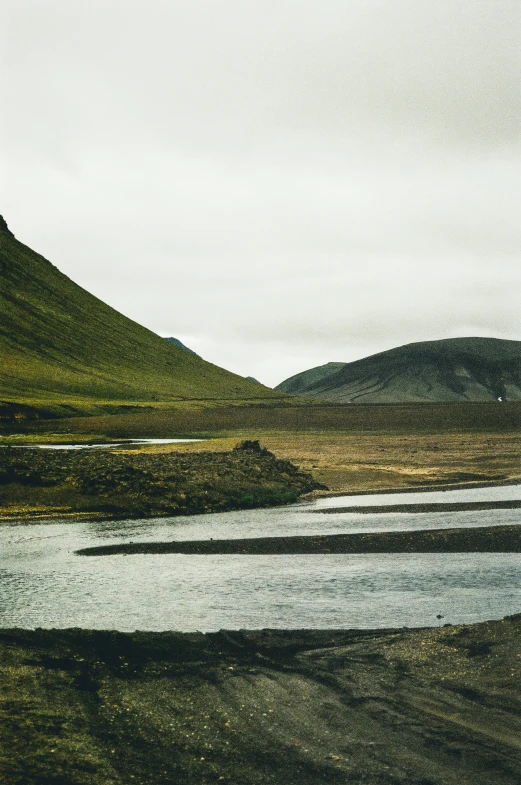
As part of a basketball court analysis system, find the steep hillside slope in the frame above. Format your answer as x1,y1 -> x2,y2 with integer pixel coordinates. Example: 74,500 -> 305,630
276,338 -> 521,403
0,217 -> 280,406
163,337 -> 201,358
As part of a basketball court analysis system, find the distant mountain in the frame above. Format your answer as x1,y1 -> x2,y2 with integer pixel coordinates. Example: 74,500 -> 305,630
163,343 -> 270,389
277,363 -> 345,395
164,337 -> 201,358
0,216 -> 283,406
275,338 -> 521,403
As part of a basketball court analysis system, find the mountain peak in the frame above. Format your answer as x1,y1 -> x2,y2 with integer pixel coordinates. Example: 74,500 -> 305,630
163,337 -> 201,358
0,216 -> 14,237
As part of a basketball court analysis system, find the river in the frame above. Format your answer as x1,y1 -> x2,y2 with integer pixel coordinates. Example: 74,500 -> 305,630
1,483 -> 520,632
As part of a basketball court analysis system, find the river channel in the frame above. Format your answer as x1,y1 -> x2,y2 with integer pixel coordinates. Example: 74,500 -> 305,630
1,484 -> 520,632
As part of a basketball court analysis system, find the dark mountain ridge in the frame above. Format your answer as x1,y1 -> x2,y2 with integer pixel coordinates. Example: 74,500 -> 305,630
276,338 -> 521,403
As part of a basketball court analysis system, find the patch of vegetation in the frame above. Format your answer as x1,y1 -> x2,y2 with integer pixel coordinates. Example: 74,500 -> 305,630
0,441 -> 325,519
4,402 -> 519,497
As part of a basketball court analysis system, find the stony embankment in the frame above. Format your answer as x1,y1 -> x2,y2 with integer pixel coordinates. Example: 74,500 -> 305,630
77,521 -> 521,556
0,441 -> 325,519
1,615 -> 521,784
312,499 -> 521,514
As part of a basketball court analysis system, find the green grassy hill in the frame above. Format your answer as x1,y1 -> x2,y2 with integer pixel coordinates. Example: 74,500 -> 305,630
0,217 -> 281,410
163,337 -> 201,358
276,338 -> 521,403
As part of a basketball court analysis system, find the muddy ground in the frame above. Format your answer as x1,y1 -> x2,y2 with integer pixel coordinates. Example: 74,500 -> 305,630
1,615 -> 521,784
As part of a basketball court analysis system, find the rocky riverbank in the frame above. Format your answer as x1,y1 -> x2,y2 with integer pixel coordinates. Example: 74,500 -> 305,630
77,520 -> 521,556
1,615 -> 520,784
0,441 -> 325,520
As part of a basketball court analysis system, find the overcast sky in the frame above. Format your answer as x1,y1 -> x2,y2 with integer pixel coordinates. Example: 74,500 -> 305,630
2,1 -> 520,386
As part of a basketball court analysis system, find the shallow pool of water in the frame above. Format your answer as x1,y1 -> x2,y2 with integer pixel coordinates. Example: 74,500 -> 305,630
15,438 -> 204,450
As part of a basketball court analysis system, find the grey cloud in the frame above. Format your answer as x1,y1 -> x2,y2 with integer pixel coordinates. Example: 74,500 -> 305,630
2,1 -> 519,387
282,2 -> 521,148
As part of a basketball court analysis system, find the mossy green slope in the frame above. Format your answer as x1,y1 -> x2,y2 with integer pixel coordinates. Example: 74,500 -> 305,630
0,219 -> 279,406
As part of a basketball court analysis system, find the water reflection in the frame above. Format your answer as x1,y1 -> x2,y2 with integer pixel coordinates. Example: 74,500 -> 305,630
15,438 -> 204,450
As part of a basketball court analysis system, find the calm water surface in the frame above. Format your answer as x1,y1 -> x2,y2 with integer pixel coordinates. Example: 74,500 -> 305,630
1,484 -> 520,632
17,438 -> 203,450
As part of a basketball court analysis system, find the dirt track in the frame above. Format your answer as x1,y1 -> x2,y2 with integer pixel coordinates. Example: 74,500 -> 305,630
1,615 -> 521,784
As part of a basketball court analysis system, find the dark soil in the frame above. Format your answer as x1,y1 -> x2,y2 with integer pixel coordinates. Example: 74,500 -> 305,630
78,521 -> 521,557
20,400 -> 521,436
1,615 -> 521,784
312,499 -> 521,514
0,441 -> 325,519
